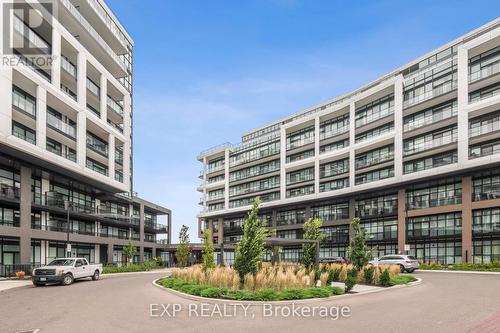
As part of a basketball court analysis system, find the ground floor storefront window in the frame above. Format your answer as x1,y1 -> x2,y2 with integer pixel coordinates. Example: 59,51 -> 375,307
0,237 -> 20,265
473,238 -> 500,263
407,239 -> 462,264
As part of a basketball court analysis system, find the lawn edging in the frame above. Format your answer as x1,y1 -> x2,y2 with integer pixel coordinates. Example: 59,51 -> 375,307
152,277 -> 422,305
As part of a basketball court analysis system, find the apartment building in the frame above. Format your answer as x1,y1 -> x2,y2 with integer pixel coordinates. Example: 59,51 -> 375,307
0,0 -> 171,272
198,19 -> 500,265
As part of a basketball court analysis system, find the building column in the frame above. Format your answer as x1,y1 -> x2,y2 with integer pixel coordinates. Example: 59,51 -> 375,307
397,189 -> 407,254
462,176 -> 473,263
224,149 -> 230,210
19,165 -> 32,264
94,245 -> 100,264
51,28 -> 61,90
217,217 -> 223,245
0,68 -> 12,137
393,76 -> 404,180
76,111 -> 86,168
139,203 -> 145,261
280,127 -> 286,201
348,102 -> 356,189
314,116 -> 320,194
457,45 -> 469,167
348,197 -> 356,240
108,133 -> 115,179
77,52 -> 87,108
107,243 -> 113,264
99,75 -> 107,121
35,86 -> 47,149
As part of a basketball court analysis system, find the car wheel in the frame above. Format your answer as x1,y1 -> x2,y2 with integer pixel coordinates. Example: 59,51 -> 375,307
399,264 -> 405,273
62,274 -> 74,286
92,270 -> 100,281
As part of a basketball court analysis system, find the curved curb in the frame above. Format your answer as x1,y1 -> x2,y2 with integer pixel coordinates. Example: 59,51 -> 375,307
151,277 -> 422,306
419,269 -> 500,275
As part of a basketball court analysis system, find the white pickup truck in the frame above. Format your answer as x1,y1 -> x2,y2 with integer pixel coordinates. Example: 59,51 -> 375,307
32,258 -> 103,286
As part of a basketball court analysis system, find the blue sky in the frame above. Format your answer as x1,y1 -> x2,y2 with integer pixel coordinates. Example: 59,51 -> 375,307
106,0 -> 500,242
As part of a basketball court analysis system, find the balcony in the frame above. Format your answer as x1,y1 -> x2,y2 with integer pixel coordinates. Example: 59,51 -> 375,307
469,61 -> 500,83
46,144 -> 77,163
205,164 -> 225,175
86,78 -> 100,98
86,135 -> 108,157
356,152 -> 394,169
403,102 -> 457,132
107,96 -> 124,116
404,133 -> 457,156
320,125 -> 349,141
96,206 -> 129,221
207,193 -> 225,201
46,112 -> 76,138
60,0 -> 127,74
0,185 -> 20,200
61,56 -> 77,78
287,136 -> 315,150
470,120 -> 500,138
356,106 -> 394,128
404,81 -> 456,109
61,84 -> 77,101
43,192 -> 96,214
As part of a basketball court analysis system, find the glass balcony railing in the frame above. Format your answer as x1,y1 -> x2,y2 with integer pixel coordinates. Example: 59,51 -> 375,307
86,78 -> 100,98
469,61 -> 500,83
107,96 -> 124,115
61,56 -> 77,78
46,112 -> 76,138
206,164 -> 225,174
404,133 -> 457,156
404,81 -> 457,108
61,84 -> 77,101
470,120 -> 500,137
286,136 -> 315,150
355,152 -> 394,169
404,107 -> 457,132
319,125 -> 349,140
207,193 -> 225,201
86,135 -> 108,156
60,0 -> 127,73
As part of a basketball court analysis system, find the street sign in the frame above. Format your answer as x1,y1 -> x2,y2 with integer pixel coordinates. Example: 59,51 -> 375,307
404,244 -> 410,251
66,243 -> 72,253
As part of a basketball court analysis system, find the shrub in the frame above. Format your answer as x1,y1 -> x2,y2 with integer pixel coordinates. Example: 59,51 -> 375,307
200,287 -> 227,298
379,269 -> 391,287
363,266 -> 375,284
201,229 -> 216,271
389,275 -> 416,286
301,218 -> 325,270
176,225 -> 192,267
344,269 -> 358,293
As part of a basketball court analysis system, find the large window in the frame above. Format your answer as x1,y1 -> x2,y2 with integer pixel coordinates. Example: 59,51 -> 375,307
355,145 -> 394,169
207,157 -> 225,173
473,209 -> 500,235
408,240 -> 462,265
277,229 -> 302,239
321,225 -> 350,244
469,81 -> 500,103
228,192 -> 279,208
470,138 -> 500,159
320,245 -> 347,259
229,176 -> 280,197
355,166 -> 394,185
286,167 -> 314,185
286,149 -> 314,163
362,218 -> 397,241
320,139 -> 348,154
86,158 -> 108,176
320,114 -> 349,140
0,207 -> 20,227
286,126 -> 314,150
407,213 -> 462,239
355,123 -> 393,144
311,203 -> 349,221
12,86 -> 36,117
469,45 -> 500,82
12,121 -> 36,144
403,126 -> 457,156
86,132 -> 108,157
320,158 -> 349,178
229,160 -> 280,182
406,178 -> 462,210
223,217 -> 245,234
319,178 -> 349,192
356,194 -> 398,217
403,100 -> 457,132
0,167 -> 20,199
403,151 -> 457,174
355,94 -> 394,127
286,184 -> 314,198
230,141 -> 280,166
276,208 -> 306,226
473,172 -> 500,201
469,110 -> 500,138
473,239 -> 500,264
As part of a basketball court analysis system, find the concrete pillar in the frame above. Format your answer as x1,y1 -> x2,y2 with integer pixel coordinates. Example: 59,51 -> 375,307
314,116 -> 320,194
35,86 -> 47,149
348,102 -> 356,188
393,76 -> 404,179
457,45 -> 469,167
77,52 -> 87,108
0,69 -> 12,137
139,203 -> 145,261
397,189 -> 407,254
108,133 -> 115,178
100,75 -> 107,121
348,198 -> 356,240
76,111 -> 86,168
280,127 -> 286,200
462,176 -> 473,263
19,165 -> 32,264
107,243 -> 113,264
40,240 -> 47,265
224,149 -> 230,210
94,245 -> 100,264
218,217 -> 223,245
51,28 -> 61,90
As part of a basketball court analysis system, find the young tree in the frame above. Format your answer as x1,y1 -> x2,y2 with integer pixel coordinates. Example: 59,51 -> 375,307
176,224 -> 191,267
234,197 -> 269,281
348,217 -> 374,271
201,229 -> 215,271
301,218 -> 325,270
122,240 -> 136,266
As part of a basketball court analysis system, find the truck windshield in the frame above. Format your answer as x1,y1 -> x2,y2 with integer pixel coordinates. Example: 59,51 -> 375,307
48,259 -> 75,266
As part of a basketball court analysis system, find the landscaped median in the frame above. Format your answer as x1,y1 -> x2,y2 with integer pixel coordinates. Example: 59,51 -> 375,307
420,261 -> 500,272
102,260 -> 165,274
155,263 -> 417,302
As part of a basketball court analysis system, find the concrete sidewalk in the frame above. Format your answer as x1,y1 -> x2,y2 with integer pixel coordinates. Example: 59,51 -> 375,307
0,279 -> 32,292
419,269 -> 500,275
330,281 -> 382,293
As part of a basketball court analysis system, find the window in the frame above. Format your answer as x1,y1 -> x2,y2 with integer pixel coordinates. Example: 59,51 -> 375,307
403,151 -> 457,174
355,123 -> 393,143
469,45 -> 500,82
355,145 -> 394,169
355,94 -> 394,127
320,158 -> 349,178
228,192 -> 279,208
319,178 -> 349,192
469,81 -> 500,103
408,240 -> 462,265
229,160 -> 279,181
12,121 -> 36,144
403,126 -> 457,156
86,158 -> 108,176
86,132 -> 108,157
229,141 -> 280,166
321,225 -> 350,243
286,149 -> 314,163
473,239 -> 500,264
355,167 -> 394,185
469,138 -> 500,159
311,203 -> 349,221
407,213 -> 462,239
286,126 -> 315,150
276,209 -> 306,226
406,178 -> 462,210
286,184 -> 314,198
473,172 -> 500,201
0,207 -> 20,227
469,110 -> 500,137
320,139 -> 349,154
356,194 -> 398,217
362,218 -> 397,241
229,176 -> 280,196
286,167 -> 314,185
12,86 -> 36,117
473,209 -> 500,234
320,114 -> 349,140
403,100 -> 457,132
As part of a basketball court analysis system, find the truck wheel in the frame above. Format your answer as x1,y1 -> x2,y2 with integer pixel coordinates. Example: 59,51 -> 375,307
92,270 -> 100,281
62,274 -> 74,286
32,281 -> 45,287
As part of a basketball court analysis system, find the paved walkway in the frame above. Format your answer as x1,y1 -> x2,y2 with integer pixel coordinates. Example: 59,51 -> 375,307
0,270 -> 499,333
0,279 -> 32,292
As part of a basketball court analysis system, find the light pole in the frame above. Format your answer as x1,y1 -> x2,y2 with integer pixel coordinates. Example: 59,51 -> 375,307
64,200 -> 73,258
